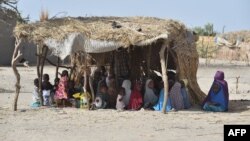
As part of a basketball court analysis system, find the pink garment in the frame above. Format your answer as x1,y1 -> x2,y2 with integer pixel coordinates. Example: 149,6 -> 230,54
55,76 -> 68,100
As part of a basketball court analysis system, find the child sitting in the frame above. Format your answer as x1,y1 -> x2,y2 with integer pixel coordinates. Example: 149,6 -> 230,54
116,87 -> 126,110
31,78 -> 41,107
94,84 -> 109,109
42,74 -> 53,106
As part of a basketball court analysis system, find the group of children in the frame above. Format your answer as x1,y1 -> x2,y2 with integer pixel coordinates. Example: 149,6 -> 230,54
31,68 -> 229,112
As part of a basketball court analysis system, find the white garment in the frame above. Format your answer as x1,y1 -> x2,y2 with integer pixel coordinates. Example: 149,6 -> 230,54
32,87 -> 40,103
122,80 -> 132,106
42,90 -> 51,106
116,94 -> 125,110
144,79 -> 158,106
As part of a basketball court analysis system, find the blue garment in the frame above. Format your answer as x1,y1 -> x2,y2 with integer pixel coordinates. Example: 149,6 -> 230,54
203,83 -> 227,112
203,103 -> 226,112
31,102 -> 41,108
181,88 -> 191,109
153,89 -> 172,112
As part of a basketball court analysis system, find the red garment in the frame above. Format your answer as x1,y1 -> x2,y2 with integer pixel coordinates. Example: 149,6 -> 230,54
128,85 -> 143,110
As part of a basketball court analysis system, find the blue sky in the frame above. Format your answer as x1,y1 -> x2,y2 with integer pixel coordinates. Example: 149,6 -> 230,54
17,0 -> 250,32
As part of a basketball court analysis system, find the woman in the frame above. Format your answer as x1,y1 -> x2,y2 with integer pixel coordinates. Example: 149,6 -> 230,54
122,80 -> 132,107
169,79 -> 184,110
144,79 -> 158,109
153,80 -> 174,112
128,82 -> 143,110
202,71 -> 229,112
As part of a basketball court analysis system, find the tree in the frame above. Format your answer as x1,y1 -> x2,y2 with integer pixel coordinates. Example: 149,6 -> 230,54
0,0 -> 28,22
193,23 -> 216,36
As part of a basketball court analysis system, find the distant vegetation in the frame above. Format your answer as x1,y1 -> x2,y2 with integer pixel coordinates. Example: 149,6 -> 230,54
193,23 -> 217,36
0,0 -> 28,22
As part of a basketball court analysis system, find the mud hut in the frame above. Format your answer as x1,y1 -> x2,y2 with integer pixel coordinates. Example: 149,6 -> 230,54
12,16 -> 205,112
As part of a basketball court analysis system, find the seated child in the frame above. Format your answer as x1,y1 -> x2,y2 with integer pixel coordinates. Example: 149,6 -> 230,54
42,74 -> 53,106
31,78 -> 41,107
144,79 -> 158,109
202,71 -> 229,112
128,81 -> 143,110
68,81 -> 78,107
116,87 -> 126,110
50,78 -> 60,105
94,85 -> 109,109
153,80 -> 174,112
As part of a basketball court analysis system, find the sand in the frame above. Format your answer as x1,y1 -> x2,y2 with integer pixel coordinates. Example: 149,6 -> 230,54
0,59 -> 250,141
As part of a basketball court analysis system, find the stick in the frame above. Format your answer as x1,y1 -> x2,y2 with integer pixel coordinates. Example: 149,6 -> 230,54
159,44 -> 169,114
11,37 -> 22,111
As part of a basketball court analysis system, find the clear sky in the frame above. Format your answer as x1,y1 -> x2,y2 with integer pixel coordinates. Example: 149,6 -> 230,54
17,0 -> 250,32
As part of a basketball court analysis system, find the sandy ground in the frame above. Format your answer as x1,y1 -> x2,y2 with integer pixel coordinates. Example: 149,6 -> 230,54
0,59 -> 250,141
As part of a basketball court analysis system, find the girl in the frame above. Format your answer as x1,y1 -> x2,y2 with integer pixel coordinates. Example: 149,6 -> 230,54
128,81 -> 143,110
55,70 -> 69,107
116,87 -> 126,110
143,79 -> 158,109
121,80 -> 132,108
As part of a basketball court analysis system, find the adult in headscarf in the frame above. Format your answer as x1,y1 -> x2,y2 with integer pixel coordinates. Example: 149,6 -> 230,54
128,82 -> 143,110
122,80 -> 132,107
153,79 -> 174,112
144,79 -> 158,109
202,71 -> 229,112
169,79 -> 185,110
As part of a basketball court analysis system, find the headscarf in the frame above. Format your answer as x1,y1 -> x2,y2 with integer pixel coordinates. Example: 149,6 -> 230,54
144,79 -> 158,106
169,82 -> 184,110
202,71 -> 229,110
122,80 -> 132,106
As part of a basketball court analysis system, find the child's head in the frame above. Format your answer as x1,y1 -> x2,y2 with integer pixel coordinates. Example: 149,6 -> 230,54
61,70 -> 69,77
43,74 -> 49,82
134,81 -> 142,91
118,87 -> 125,96
147,79 -> 154,89
54,78 -> 60,85
34,78 -> 39,87
99,85 -> 108,94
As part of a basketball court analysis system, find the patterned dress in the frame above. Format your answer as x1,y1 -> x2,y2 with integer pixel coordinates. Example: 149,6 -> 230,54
55,76 -> 68,100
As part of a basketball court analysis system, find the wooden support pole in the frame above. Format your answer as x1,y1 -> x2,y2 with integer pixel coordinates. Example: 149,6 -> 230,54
36,45 -> 43,105
11,37 -> 22,111
56,57 -> 60,79
159,44 -> 169,114
147,46 -> 152,76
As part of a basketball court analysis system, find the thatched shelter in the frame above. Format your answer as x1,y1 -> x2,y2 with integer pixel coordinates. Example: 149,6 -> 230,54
12,16 -> 205,112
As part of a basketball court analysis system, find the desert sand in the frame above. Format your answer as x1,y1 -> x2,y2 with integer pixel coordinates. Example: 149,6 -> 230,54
0,59 -> 250,141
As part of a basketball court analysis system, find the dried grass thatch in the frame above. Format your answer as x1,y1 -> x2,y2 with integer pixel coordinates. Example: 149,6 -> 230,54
13,16 -> 205,104
14,16 -> 187,47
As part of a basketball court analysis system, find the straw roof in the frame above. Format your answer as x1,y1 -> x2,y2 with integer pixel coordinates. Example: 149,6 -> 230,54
14,16 -> 188,47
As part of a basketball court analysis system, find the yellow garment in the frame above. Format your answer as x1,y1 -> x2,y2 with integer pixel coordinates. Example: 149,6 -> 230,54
73,92 -> 91,109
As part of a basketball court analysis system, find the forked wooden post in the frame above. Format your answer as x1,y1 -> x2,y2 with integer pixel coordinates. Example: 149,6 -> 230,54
11,37 -> 22,111
159,44 -> 169,114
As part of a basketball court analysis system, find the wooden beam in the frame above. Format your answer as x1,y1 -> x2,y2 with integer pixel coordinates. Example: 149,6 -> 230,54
159,44 -> 169,114
11,37 -> 22,111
